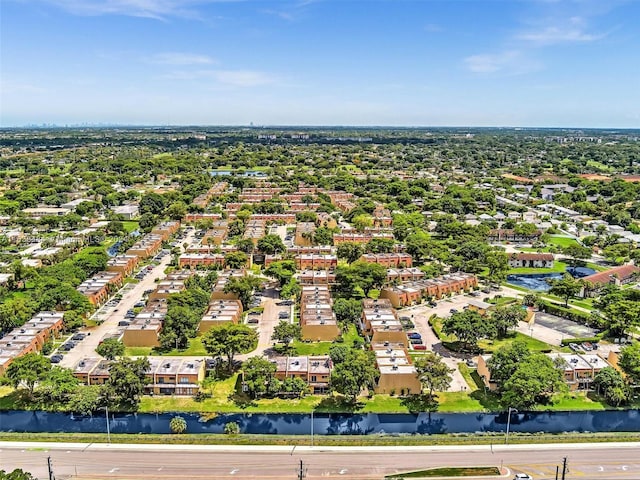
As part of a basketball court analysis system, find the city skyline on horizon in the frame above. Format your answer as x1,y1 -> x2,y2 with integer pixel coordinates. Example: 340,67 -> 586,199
2,0 -> 639,128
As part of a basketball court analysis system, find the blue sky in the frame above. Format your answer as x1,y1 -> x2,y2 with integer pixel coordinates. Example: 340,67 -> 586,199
1,0 -> 639,127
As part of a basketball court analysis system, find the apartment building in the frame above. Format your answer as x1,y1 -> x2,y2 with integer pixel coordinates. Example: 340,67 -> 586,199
372,343 -> 421,395
333,232 -> 395,245
298,270 -> 336,285
199,299 -> 243,333
184,213 -> 223,223
0,311 -> 64,375
477,352 -> 612,392
73,357 -> 205,395
244,219 -> 266,245
210,270 -> 247,300
361,298 -> 406,346
379,273 -> 478,308
179,253 -> 225,269
106,254 -> 140,277
299,285 -> 340,341
360,253 -> 413,268
126,233 -> 164,259
201,221 -> 229,246
295,222 -> 316,247
151,221 -> 180,241
295,254 -> 337,271
77,271 -> 123,306
508,252 -> 554,268
272,355 -> 333,394
580,265 -> 640,297
122,311 -> 165,347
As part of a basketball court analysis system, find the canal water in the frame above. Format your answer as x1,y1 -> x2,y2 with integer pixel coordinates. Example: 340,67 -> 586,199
507,267 -> 596,291
1,410 -> 639,435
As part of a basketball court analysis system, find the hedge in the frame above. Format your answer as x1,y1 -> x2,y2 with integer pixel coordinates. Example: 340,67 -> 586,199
539,300 -> 592,324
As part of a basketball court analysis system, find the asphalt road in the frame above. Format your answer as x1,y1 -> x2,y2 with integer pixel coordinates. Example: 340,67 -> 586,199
2,442 -> 640,479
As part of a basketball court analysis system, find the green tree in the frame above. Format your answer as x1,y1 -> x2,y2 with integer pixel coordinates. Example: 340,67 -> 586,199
236,238 -> 256,254
264,260 -> 297,287
365,238 -> 395,254
67,385 -> 102,415
202,323 -> 258,371
5,353 -> 51,398
271,320 -> 301,345
296,211 -> 317,223
224,251 -> 248,269
280,277 -> 301,299
256,234 -> 286,254
332,298 -> 363,326
336,242 -> 364,263
170,416 -> 188,434
96,338 -> 125,360
442,310 -> 495,351
490,305 -> 527,338
223,276 -> 262,309
486,341 -> 531,389
414,352 -> 453,397
619,341 -> 640,386
563,244 -> 592,267
334,261 -> 386,297
604,300 -> 640,337
502,354 -> 567,409
224,422 -> 240,435
351,213 -> 374,232
242,356 -> 279,398
330,349 -> 379,402
548,274 -> 583,307
36,366 -> 79,404
313,226 -> 334,246
166,201 -> 188,220
103,357 -> 150,411
484,250 -> 509,285
0,469 -> 37,480
593,367 -> 629,406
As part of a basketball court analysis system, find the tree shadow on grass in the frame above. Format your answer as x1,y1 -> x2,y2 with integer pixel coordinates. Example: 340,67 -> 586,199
400,394 -> 439,414
227,375 -> 257,409
314,395 -> 364,413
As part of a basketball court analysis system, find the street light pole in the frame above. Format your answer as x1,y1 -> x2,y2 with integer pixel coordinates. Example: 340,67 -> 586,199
505,407 -> 516,444
104,406 -> 111,444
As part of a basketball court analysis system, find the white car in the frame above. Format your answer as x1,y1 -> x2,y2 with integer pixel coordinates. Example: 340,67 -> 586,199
513,474 -> 533,480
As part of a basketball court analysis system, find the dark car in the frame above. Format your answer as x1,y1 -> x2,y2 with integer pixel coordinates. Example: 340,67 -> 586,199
50,354 -> 64,363
72,333 -> 86,341
60,342 -> 75,351
118,320 -> 130,327
410,338 -> 424,345
449,308 -> 458,314
278,312 -> 290,319
276,300 -> 294,306
481,288 -> 491,294
428,301 -> 437,307
408,332 -> 422,340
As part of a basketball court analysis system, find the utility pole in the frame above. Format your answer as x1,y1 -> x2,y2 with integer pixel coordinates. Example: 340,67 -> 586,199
297,459 -> 306,480
555,465 -> 559,480
47,456 -> 55,480
561,457 -> 568,480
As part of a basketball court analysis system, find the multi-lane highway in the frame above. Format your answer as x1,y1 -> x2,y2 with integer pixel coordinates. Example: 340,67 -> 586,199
2,441 -> 639,479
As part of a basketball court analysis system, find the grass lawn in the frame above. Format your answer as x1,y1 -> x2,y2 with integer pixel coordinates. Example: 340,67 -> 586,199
293,325 -> 360,356
122,221 -> 139,233
544,392 -> 609,411
125,337 -> 207,357
485,296 -> 518,306
124,346 -> 153,356
548,235 -> 579,248
479,332 -> 555,353
386,467 -> 501,478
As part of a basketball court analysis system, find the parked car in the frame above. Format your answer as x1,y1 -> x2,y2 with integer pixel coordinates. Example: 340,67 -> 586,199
569,343 -> 581,352
469,291 -> 481,297
399,316 -> 411,321
449,308 -> 458,314
247,318 -> 259,324
466,358 -> 476,368
481,288 -> 491,294
277,300 -> 294,306
50,354 -> 64,364
513,475 -> 533,480
413,344 -> 427,351
60,342 -> 76,351
582,342 -> 593,351
278,312 -> 290,319
248,311 -> 261,316
410,338 -> 424,345
118,321 -> 130,327
408,332 -> 422,340
428,301 -> 437,307
134,301 -> 145,308
72,333 -> 86,341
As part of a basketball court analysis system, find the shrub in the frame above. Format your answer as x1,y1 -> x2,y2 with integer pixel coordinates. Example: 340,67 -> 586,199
224,421 -> 240,435
169,416 -> 187,434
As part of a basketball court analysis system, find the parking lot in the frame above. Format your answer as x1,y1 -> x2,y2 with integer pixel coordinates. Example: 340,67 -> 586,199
242,287 -> 295,358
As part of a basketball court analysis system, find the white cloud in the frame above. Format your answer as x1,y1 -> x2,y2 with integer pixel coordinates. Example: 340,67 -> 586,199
40,0 -> 242,20
149,52 -> 216,65
161,69 -> 275,87
464,50 -> 543,76
516,16 -> 606,46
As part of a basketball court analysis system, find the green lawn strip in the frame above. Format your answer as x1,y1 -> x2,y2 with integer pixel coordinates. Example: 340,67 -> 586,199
121,221 -> 139,233
457,363 -> 478,391
548,236 -> 579,248
1,431 -> 639,447
293,325 -> 360,356
386,466 -> 500,478
478,333 -> 555,354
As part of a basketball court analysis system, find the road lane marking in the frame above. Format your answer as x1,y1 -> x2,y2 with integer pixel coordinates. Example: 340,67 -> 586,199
230,469 -> 239,474
339,469 -> 348,475
108,468 -> 119,473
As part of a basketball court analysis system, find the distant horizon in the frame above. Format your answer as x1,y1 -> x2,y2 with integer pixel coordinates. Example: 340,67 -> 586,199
2,123 -> 640,131
2,1 -> 639,128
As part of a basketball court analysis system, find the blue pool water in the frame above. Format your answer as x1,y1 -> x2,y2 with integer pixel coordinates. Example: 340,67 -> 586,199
507,267 -> 595,291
